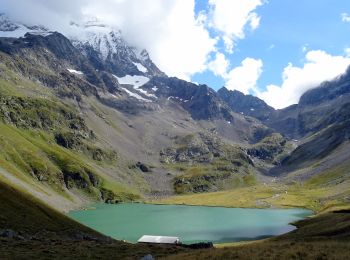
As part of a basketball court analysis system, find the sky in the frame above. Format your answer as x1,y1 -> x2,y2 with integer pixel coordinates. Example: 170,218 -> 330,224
1,0 -> 350,109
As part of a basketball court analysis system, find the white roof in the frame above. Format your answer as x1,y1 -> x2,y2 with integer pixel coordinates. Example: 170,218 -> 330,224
137,235 -> 180,244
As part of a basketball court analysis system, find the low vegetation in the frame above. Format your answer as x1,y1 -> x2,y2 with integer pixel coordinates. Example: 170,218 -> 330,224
247,132 -> 293,163
0,121 -> 137,203
161,133 -> 256,193
156,179 -> 350,212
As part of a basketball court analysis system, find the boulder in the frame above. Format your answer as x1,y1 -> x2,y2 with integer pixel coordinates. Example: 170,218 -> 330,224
136,162 -> 150,173
0,229 -> 17,238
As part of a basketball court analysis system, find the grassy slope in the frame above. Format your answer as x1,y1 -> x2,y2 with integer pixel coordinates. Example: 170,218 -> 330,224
0,123 -> 140,208
155,181 -> 350,212
0,180 -> 189,259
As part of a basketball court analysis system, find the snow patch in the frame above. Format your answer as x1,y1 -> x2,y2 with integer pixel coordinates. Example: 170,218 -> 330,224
114,74 -> 157,99
137,88 -> 157,98
0,14 -> 49,38
167,96 -> 187,102
76,28 -> 125,60
0,26 -> 50,38
27,31 -> 53,37
67,69 -> 84,75
133,62 -> 148,73
120,87 -> 152,102
152,86 -> 158,92
114,74 -> 149,88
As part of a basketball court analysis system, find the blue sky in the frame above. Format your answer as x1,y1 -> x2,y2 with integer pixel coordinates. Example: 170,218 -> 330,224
192,0 -> 350,107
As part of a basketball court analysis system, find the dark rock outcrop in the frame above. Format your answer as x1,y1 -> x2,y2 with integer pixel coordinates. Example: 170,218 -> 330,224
136,162 -> 151,173
218,87 -> 274,121
143,77 -> 234,121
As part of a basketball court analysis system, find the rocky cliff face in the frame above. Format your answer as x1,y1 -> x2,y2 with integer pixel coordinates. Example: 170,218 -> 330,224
217,87 -> 275,121
143,77 -> 235,121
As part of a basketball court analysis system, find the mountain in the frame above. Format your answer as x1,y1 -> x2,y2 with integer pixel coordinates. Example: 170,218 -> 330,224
0,15 -> 280,206
264,68 -> 350,139
217,87 -> 275,121
1,13 -> 348,201
262,67 -> 350,189
0,14 -> 349,259
71,20 -> 164,78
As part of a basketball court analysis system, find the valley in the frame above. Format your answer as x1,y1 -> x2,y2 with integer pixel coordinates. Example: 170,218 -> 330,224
0,13 -> 349,259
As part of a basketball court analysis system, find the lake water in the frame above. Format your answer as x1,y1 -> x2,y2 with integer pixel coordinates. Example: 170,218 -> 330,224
68,203 -> 312,244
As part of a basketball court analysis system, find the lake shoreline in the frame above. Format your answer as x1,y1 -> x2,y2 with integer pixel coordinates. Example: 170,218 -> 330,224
68,203 -> 313,245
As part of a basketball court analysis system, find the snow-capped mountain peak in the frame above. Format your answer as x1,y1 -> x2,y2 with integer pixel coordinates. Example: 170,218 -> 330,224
0,14 -> 49,38
70,19 -> 164,77
73,24 -> 131,61
0,14 -> 164,78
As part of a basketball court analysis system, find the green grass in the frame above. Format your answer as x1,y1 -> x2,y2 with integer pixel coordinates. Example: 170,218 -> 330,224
171,162 -> 255,194
0,123 -> 139,202
306,159 -> 350,188
0,179 -> 89,235
155,181 -> 349,212
0,61 -> 54,98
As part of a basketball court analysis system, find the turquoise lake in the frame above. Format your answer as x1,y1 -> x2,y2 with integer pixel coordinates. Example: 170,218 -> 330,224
68,203 -> 312,244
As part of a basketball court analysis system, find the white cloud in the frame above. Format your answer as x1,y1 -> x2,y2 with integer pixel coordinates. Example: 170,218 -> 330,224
341,12 -> 350,22
249,13 -> 261,30
0,0 -> 266,81
208,0 -> 265,53
302,44 -> 309,53
268,44 -> 275,50
141,1 -> 216,79
207,53 -> 263,95
0,0 -> 86,34
0,0 -> 217,80
345,47 -> 350,57
258,50 -> 350,109
208,52 -> 230,77
225,58 -> 263,94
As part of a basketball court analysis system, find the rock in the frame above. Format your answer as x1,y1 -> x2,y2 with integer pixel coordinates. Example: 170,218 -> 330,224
136,162 -> 150,173
218,87 -> 274,121
72,232 -> 98,241
0,229 -> 18,238
184,242 -> 214,249
140,254 -> 154,260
